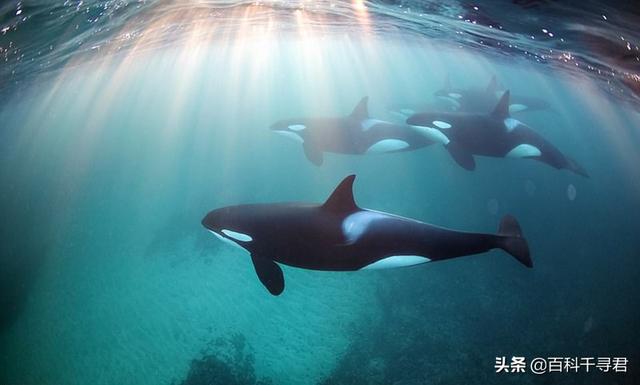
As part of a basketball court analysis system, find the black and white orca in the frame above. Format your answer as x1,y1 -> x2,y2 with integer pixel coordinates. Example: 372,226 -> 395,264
388,76 -> 550,119
435,75 -> 551,114
270,97 -> 447,166
201,175 -> 533,296
406,90 -> 589,177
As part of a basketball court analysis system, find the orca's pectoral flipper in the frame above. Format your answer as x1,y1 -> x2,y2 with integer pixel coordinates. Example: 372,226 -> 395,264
565,156 -> 589,178
497,215 -> 533,268
446,141 -> 476,170
251,255 -> 285,295
303,141 -> 324,166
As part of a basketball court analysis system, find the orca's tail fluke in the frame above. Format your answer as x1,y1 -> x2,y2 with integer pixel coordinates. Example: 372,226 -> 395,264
497,215 -> 533,268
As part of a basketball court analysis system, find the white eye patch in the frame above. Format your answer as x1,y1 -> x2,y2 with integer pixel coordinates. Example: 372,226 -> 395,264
432,120 -> 451,129
288,124 -> 306,131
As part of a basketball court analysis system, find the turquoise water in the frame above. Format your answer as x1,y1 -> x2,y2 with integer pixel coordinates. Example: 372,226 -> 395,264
1,2 -> 640,384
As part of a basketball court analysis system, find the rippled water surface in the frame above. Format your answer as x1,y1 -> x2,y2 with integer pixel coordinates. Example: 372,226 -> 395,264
1,0 -> 639,104
0,1 -> 639,385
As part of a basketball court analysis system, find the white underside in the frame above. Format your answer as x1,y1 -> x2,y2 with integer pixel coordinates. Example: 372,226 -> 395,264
410,125 -> 450,145
506,144 -> 541,158
221,229 -> 253,242
366,139 -> 410,153
275,130 -> 303,143
361,255 -> 431,270
208,230 -> 246,251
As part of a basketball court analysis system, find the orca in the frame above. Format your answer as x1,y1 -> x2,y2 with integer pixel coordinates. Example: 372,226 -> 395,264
406,90 -> 589,177
389,76 -> 551,118
201,175 -> 533,296
270,97 -> 446,166
387,100 -> 457,120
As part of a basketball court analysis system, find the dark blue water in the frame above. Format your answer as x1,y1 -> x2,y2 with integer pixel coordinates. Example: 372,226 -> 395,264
0,1 -> 639,384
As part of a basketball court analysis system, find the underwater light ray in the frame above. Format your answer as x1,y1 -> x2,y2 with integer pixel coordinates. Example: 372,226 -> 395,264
11,6 -> 228,216
215,6 -> 260,180
299,23 -> 338,113
157,17 -> 213,142
571,80 -> 640,193
12,0 -> 399,196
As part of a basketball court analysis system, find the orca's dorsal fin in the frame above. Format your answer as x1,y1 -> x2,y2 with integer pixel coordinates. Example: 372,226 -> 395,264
491,90 -> 511,118
485,75 -> 499,94
303,141 -> 323,166
322,174 -> 359,213
349,97 -> 369,120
